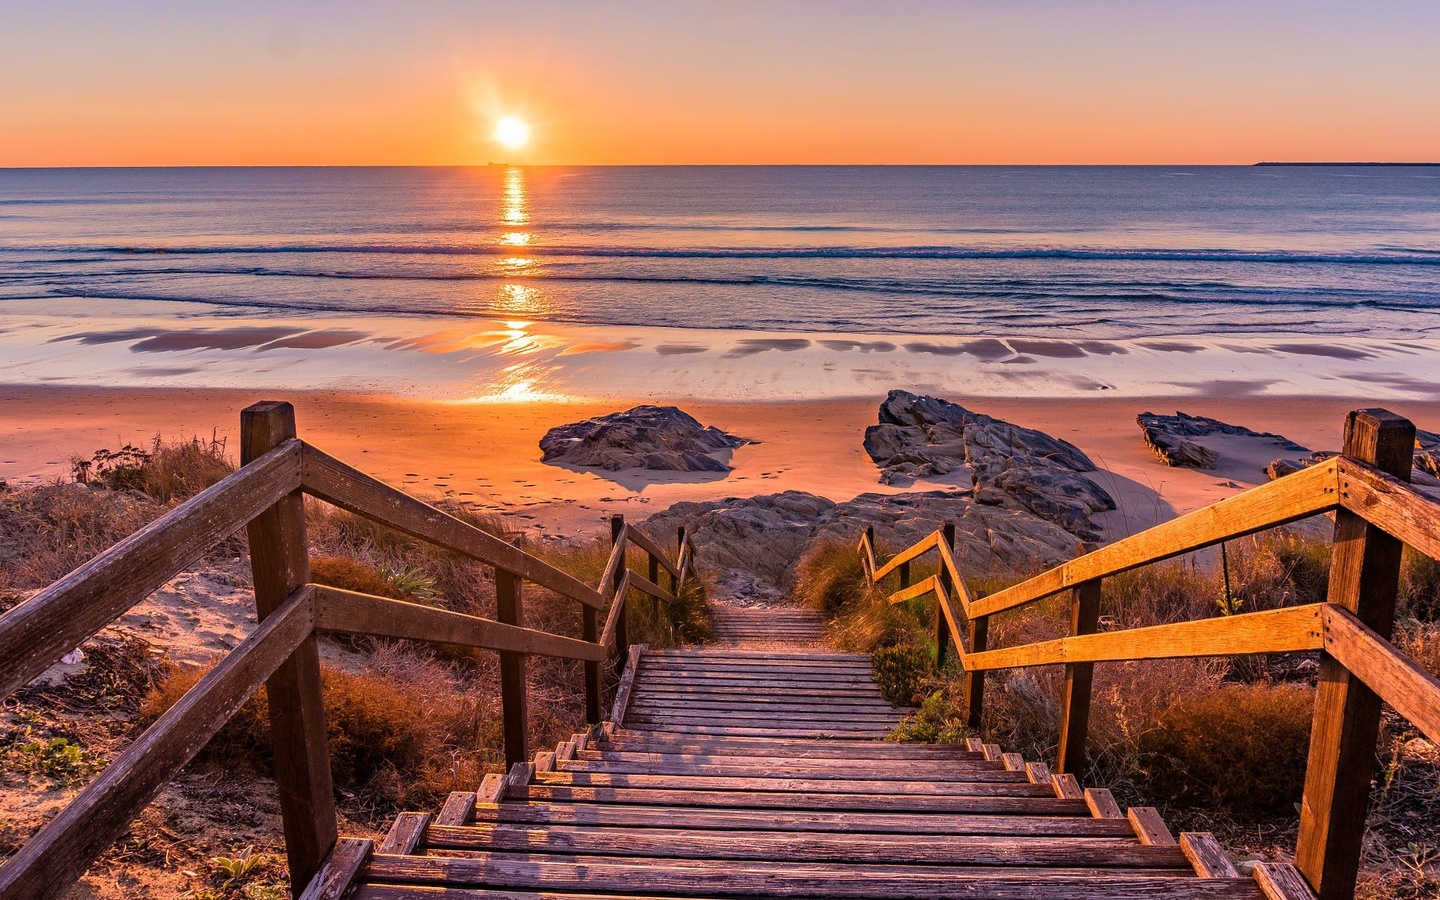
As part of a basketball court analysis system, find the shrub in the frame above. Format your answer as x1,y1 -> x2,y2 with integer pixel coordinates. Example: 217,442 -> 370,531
794,539 -> 869,616
1400,547 -> 1440,622
309,555 -> 406,600
871,644 -> 930,705
891,683 -> 971,744
0,482 -> 159,589
72,433 -> 235,503
1138,682 -> 1314,818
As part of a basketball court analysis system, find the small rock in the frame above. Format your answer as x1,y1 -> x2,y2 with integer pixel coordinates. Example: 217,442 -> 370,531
1137,411 -> 1306,469
540,405 -> 748,473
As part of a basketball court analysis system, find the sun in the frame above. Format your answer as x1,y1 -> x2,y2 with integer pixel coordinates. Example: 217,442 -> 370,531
495,117 -> 530,150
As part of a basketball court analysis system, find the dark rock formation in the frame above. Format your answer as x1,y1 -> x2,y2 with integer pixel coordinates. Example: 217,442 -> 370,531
862,390 -> 1115,540
1137,412 -> 1307,470
540,406 -> 748,473
643,489 -> 1078,601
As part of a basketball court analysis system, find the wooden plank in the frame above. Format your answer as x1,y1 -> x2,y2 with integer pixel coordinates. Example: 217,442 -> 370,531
1253,862 -> 1320,899
1297,409 -> 1413,900
0,586 -> 314,900
352,882 -> 1262,900
966,612 -> 989,729
582,601 -> 602,723
1026,761 -> 1051,784
472,802 -> 1133,837
533,771 -> 1048,797
1323,604 -> 1440,745
300,443 -> 602,608
555,740 -> 576,763
562,758 -> 1009,780
1129,807 -> 1177,846
968,603 -> 1325,671
872,530 -> 938,581
313,586 -> 606,662
971,459 -> 1341,619
509,784 -> 1087,814
1052,773 -> 1083,800
241,402 -> 334,897
622,524 -> 681,581
609,644 -> 644,725
886,574 -> 940,607
1058,579 -> 1101,775
982,743 -> 1003,762
600,572 -> 629,650
1336,456 -> 1440,562
1001,753 -> 1026,771
533,751 -> 555,774
1085,788 -> 1124,819
857,530 -> 877,579
506,761 -> 534,794
424,823 -> 1191,867
936,532 -> 977,615
1181,832 -> 1239,877
477,773 -> 505,804
297,838 -> 372,900
377,813 -> 431,855
626,569 -> 677,604
357,855 -> 1243,898
0,439 -> 300,699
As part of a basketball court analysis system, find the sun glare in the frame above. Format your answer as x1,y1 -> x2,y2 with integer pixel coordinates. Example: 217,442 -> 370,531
495,117 -> 530,150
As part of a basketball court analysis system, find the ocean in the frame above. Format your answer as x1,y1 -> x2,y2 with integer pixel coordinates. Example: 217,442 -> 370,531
3,165 -> 1440,340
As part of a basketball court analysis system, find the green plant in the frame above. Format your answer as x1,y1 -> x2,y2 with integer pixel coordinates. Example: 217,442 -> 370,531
386,566 -> 439,602
891,683 -> 972,744
794,538 -> 869,616
212,847 -> 268,890
870,644 -> 930,705
309,555 -> 406,600
18,736 -> 101,786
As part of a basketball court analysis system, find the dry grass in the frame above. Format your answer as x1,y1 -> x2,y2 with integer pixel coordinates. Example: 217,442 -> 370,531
0,483 -> 160,590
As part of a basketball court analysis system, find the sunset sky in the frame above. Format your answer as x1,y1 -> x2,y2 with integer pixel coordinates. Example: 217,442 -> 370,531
3,0 -> 1437,167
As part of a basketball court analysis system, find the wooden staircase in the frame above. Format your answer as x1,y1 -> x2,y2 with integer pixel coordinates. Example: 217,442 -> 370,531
320,606 -> 1312,899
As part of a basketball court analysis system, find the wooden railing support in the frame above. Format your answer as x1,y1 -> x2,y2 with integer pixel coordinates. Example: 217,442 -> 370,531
1057,579 -> 1102,775
935,523 -> 955,668
1297,409 -> 1414,899
241,401 -> 337,894
609,515 -> 629,691
582,600 -> 601,723
496,568 -> 528,767
965,609 -> 988,731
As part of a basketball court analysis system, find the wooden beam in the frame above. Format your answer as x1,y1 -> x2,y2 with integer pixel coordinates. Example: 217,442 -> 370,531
242,402 -> 335,894
965,612 -> 989,731
1181,832 -> 1239,877
1323,605 -> 1440,747
300,443 -> 602,609
872,530 -> 938,582
971,460 -> 1341,619
1297,409 -> 1413,900
600,572 -> 631,650
886,574 -> 940,607
935,523 -> 958,667
627,570 -> 678,604
622,525 -> 681,581
1337,457 -> 1440,562
0,587 -> 314,900
609,644 -> 645,725
0,440 -> 300,700
1057,579 -> 1101,775
297,838 -> 372,900
496,568 -> 527,768
313,587 -> 605,662
965,603 -> 1325,671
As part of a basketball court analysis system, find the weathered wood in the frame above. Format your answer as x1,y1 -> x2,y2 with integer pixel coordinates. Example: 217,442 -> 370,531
477,772 -> 505,803
563,757 -> 1010,780
1323,605 -> 1440,744
1298,409 -> 1414,900
872,530 -> 938,581
506,761 -> 535,794
0,439 -> 300,699
966,612 -> 989,729
243,402 -> 336,895
313,586 -> 606,662
1057,579 -> 1101,775
1025,761 -> 1051,784
858,527 -> 877,578
1129,807 -> 1177,846
1253,862 -> 1320,900
971,460 -> 1341,619
533,770 -> 1054,797
297,838 -> 372,900
1336,456 -> 1440,563
424,823 -> 1191,867
600,572 -> 630,650
886,574 -> 940,607
1052,773 -> 1083,800
609,644 -> 645,725
966,603 -> 1325,670
500,783 -> 1089,814
436,791 -> 478,826
627,569 -> 678,604
378,813 -> 431,855
582,602 -> 602,723
301,443 -> 602,609
496,567 -> 528,768
624,524 -> 681,581
1181,832 -> 1239,877
0,586 -> 314,900
935,523 -> 958,665
1085,788 -> 1124,819
609,516 -> 629,684
1001,752 -> 1026,772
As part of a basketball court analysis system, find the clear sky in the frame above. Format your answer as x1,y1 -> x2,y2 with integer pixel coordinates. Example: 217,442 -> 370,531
2,0 -> 1437,166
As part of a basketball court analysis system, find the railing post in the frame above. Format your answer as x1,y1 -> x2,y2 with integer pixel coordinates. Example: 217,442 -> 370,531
582,600 -> 601,724
240,401 -> 336,894
609,515 -> 629,693
935,523 -> 955,668
1057,578 -> 1102,775
495,567 -> 528,767
965,608 -> 988,731
1297,409 -> 1414,899
675,526 -> 687,593
864,525 -> 875,578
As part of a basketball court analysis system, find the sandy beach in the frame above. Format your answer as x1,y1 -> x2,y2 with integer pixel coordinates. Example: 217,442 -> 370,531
6,384 -> 1436,542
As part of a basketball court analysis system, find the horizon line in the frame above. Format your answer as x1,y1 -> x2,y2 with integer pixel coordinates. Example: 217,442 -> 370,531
5,161 -> 1440,171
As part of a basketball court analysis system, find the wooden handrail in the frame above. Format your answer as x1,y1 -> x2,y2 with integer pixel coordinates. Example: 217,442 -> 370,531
857,409 -> 1440,900
0,584 -> 316,898
301,444 -> 603,610
0,401 -> 703,900
0,439 -> 303,699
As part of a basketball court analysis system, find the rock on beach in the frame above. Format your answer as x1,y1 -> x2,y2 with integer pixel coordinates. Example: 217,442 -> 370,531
540,405 -> 748,473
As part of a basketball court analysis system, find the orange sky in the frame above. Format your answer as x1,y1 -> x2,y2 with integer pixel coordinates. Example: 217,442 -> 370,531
2,1 -> 1438,166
